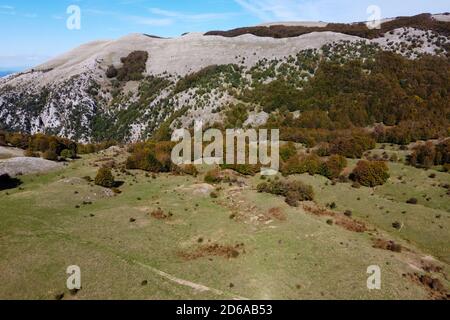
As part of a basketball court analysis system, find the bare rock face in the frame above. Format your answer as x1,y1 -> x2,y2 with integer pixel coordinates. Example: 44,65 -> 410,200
0,157 -> 63,177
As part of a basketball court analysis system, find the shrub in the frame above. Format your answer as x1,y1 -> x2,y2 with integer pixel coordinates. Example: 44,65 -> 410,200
408,140 -> 450,168
125,142 -> 172,173
210,191 -> 219,199
319,155 -> 347,179
94,167 -> 115,188
220,164 -> 260,176
350,160 -> 390,187
24,149 -> 39,157
42,150 -> 58,161
408,142 -> 435,168
179,164 -> 198,176
329,135 -> 375,158
285,191 -> 300,207
106,65 -> 118,78
204,169 -> 222,184
60,149 -> 76,159
279,142 -> 297,161
281,154 -> 321,176
117,51 -> 149,81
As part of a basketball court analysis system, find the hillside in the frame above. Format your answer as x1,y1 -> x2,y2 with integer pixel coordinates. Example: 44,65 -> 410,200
0,13 -> 449,143
1,143 -> 449,300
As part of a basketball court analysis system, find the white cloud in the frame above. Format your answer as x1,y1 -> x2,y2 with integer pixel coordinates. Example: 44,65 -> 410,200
234,0 -> 305,21
85,8 -> 173,26
235,0 -> 450,23
23,13 -> 38,18
149,7 -> 238,22
125,15 -> 173,26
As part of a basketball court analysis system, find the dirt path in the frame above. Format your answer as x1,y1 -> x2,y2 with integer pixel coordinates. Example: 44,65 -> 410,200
134,261 -> 248,300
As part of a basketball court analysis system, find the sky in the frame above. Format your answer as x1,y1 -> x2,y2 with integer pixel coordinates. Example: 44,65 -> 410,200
0,0 -> 448,70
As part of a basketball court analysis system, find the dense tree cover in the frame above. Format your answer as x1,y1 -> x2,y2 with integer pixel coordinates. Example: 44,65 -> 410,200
373,122 -> 448,145
319,155 -> 348,180
240,79 -> 303,113
350,160 -> 390,187
206,14 -> 450,39
77,141 -> 117,154
328,135 -> 376,159
408,139 -> 450,168
251,51 -> 450,146
1,130 -> 116,158
297,52 -> 450,128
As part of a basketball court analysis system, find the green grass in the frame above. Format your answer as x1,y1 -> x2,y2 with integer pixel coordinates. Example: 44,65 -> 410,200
0,150 -> 448,299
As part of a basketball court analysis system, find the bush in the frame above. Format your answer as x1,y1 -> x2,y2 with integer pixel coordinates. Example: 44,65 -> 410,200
408,142 -> 435,168
60,149 -> 76,159
0,174 -> 22,190
330,135 -> 375,158
350,160 -> 390,187
279,142 -> 297,161
204,169 -> 222,184
24,149 -> 39,157
94,167 -> 115,188
409,140 -> 450,168
179,164 -> 198,176
116,51 -> 149,81
281,154 -> 321,176
106,65 -> 118,78
42,150 -> 58,161
125,141 -> 173,173
257,179 -> 314,207
282,154 -> 346,180
220,164 -> 260,176
319,155 -> 347,179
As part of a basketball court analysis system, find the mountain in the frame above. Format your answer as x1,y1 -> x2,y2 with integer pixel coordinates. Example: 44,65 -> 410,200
0,13 -> 449,143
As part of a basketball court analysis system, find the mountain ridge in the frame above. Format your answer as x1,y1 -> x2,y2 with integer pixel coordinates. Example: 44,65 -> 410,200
0,13 -> 449,143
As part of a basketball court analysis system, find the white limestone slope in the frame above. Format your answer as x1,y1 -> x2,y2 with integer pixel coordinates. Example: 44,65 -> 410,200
8,31 -> 362,87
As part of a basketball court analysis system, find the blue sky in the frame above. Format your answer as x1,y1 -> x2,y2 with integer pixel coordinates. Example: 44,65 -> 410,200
0,0 -> 448,70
